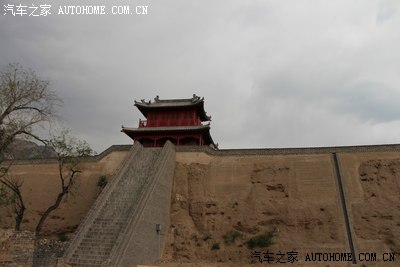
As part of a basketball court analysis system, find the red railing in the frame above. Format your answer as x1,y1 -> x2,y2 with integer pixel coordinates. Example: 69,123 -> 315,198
138,118 -> 201,127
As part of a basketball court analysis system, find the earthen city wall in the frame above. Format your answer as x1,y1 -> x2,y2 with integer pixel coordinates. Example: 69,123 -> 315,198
1,144 -> 399,265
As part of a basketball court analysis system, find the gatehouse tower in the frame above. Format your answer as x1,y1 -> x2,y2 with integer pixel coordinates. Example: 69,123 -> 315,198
121,94 -> 216,148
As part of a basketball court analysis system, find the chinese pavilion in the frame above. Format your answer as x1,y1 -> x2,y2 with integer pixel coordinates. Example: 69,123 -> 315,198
121,95 -> 216,148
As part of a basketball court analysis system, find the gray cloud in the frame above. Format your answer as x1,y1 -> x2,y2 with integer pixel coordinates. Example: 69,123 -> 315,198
1,0 -> 400,151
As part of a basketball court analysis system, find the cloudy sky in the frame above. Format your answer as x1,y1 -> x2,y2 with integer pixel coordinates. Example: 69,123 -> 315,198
1,0 -> 400,152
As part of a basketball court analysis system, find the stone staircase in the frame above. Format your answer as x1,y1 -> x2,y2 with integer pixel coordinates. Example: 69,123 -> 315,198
61,142 -> 176,267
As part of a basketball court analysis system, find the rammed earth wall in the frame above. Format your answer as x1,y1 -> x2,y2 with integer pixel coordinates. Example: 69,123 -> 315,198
1,143 -> 400,266
0,146 -> 131,234
166,147 -> 400,265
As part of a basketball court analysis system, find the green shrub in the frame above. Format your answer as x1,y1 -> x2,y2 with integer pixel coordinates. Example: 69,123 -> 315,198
203,234 -> 212,241
211,242 -> 220,250
58,233 -> 68,242
0,186 -> 14,205
223,230 -> 241,245
246,230 -> 275,249
97,175 -> 108,189
190,234 -> 198,241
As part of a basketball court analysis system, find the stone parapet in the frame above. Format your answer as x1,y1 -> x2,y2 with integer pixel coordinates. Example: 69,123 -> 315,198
177,143 -> 400,155
1,145 -> 132,166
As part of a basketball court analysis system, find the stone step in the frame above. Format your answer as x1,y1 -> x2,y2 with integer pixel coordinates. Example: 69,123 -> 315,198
86,229 -> 120,235
74,250 -> 112,258
69,257 -> 105,265
78,241 -> 115,248
76,248 -> 114,255
83,233 -> 119,239
87,225 -> 123,232
72,250 -> 111,257
78,243 -> 115,249
68,264 -> 102,267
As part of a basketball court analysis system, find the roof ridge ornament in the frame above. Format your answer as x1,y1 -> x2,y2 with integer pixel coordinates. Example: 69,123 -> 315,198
192,94 -> 201,103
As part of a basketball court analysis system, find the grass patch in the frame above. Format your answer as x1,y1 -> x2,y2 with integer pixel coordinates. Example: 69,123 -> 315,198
246,230 -> 275,249
203,234 -> 212,241
97,175 -> 108,189
211,242 -> 220,250
58,233 -> 68,242
223,230 -> 241,245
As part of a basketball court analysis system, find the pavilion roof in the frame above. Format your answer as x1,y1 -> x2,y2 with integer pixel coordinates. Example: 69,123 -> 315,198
121,124 -> 209,133
134,94 -> 211,121
121,124 -> 215,145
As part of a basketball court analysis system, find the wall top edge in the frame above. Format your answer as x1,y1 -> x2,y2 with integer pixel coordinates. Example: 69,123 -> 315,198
176,143 -> 400,156
1,145 -> 133,165
3,143 -> 400,165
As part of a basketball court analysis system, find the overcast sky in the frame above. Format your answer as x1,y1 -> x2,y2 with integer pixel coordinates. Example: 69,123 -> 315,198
1,0 -> 400,152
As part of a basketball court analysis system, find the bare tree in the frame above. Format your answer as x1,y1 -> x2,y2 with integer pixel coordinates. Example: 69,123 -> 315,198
0,63 -> 61,231
0,175 -> 25,231
0,64 -> 93,235
35,129 -> 93,237
0,63 -> 61,154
